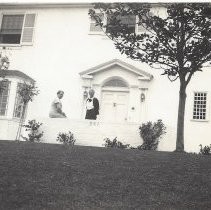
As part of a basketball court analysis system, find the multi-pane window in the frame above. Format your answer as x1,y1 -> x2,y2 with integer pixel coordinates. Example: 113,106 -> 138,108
106,15 -> 136,34
0,15 -> 24,44
90,14 -> 137,34
90,12 -> 154,34
193,92 -> 207,120
0,81 -> 10,116
13,83 -> 25,118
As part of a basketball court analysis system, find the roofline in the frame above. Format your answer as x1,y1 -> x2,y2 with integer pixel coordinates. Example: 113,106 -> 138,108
0,2 -> 167,9
0,2 -> 93,9
80,59 -> 153,80
0,70 -> 35,83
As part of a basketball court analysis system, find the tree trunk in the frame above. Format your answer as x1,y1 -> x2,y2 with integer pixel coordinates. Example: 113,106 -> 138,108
15,104 -> 26,141
176,82 -> 187,152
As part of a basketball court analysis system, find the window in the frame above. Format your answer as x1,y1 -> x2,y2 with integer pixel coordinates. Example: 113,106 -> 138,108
193,92 -> 207,120
90,14 -> 137,34
0,13 -> 36,45
0,81 -> 10,116
13,83 -> 25,118
107,15 -> 136,34
103,79 -> 128,87
89,12 -> 154,34
0,15 -> 24,44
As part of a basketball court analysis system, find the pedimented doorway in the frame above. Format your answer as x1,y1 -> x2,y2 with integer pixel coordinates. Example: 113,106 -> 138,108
79,59 -> 153,123
101,77 -> 129,123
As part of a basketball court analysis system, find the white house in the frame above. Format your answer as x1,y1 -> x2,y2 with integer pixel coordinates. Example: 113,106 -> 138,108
0,3 -> 210,152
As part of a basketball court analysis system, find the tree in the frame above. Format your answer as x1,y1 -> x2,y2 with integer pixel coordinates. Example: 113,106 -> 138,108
89,3 -> 211,152
0,52 -> 9,71
15,82 -> 39,141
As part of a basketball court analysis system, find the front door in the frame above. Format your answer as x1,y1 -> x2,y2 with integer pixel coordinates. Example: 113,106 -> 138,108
101,91 -> 129,123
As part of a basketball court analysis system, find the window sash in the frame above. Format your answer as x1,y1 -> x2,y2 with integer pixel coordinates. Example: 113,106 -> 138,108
0,14 -> 24,44
106,15 -> 136,33
193,92 -> 207,120
0,15 -> 24,34
0,81 -> 10,116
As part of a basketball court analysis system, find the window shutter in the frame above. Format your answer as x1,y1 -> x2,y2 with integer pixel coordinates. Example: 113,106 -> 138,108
136,15 -> 146,34
89,13 -> 103,33
90,22 -> 102,32
21,14 -> 36,45
137,24 -> 145,33
136,12 -> 153,34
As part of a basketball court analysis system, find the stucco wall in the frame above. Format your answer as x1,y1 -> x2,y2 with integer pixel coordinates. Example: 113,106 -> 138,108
0,5 -> 211,152
1,6 -> 171,121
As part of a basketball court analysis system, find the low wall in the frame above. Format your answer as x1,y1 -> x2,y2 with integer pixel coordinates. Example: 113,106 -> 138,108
32,118 -> 178,151
1,117 -> 206,153
0,119 -> 19,140
36,118 -> 141,147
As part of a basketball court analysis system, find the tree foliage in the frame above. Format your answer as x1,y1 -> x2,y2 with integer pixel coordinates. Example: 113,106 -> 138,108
18,82 -> 39,105
0,52 -> 9,70
89,3 -> 211,151
0,52 -> 10,93
103,137 -> 130,149
56,131 -> 76,146
22,119 -> 44,142
138,119 -> 166,150
16,82 -> 39,141
89,3 -> 211,83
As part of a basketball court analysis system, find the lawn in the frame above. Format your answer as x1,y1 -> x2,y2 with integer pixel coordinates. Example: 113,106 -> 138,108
0,141 -> 211,210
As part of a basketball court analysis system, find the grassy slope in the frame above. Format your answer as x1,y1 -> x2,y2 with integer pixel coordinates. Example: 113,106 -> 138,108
0,141 -> 211,210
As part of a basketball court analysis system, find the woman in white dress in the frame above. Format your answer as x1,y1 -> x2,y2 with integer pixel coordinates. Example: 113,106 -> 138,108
49,90 -> 66,118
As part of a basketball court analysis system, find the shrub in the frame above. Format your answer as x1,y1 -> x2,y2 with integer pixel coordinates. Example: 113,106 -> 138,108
56,131 -> 76,146
103,137 -> 130,149
130,146 -> 137,149
15,82 -> 39,141
199,144 -> 211,155
138,119 -> 166,150
22,119 -> 44,142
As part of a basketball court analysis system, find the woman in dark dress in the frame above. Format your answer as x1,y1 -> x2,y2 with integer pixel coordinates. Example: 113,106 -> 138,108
85,89 -> 99,120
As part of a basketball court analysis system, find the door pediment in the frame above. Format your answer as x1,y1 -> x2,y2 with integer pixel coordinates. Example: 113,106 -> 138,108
79,59 -> 153,88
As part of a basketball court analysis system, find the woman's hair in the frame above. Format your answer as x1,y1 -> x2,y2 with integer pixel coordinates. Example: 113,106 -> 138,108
57,90 -> 64,95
